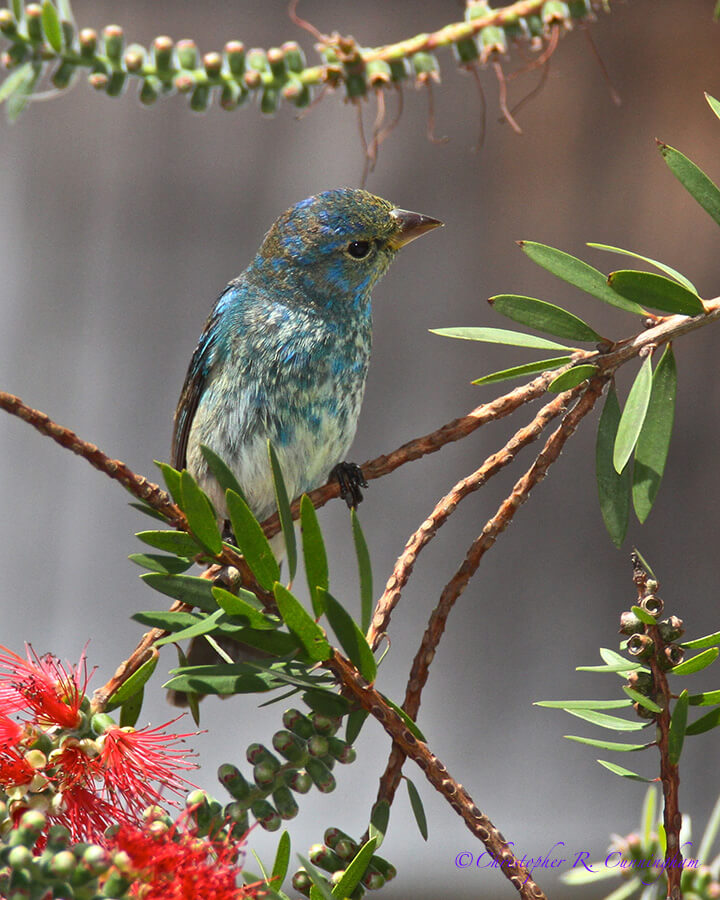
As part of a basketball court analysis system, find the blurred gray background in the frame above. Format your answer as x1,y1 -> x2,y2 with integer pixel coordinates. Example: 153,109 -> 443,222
1,1 -> 719,896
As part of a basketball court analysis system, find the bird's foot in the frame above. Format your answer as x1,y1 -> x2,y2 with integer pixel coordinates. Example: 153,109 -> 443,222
331,462 -> 368,509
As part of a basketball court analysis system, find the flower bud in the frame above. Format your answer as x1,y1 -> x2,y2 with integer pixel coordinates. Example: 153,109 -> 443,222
267,47 -> 287,80
251,799 -> 281,831
103,25 -> 124,61
328,737 -> 356,764
619,611 -> 644,635
283,709 -> 314,739
189,83 -> 210,111
282,41 -> 305,73
286,770 -> 312,794
176,39 -> 198,70
224,40 -> 245,76
272,729 -> 305,763
307,734 -> 329,758
310,713 -> 341,736
25,4 -> 43,42
309,842 -> 343,872
152,35 -> 173,72
0,10 -> 17,37
123,44 -> 145,73
542,0 -> 571,26
272,785 -> 299,820
658,616 -> 684,642
292,868 -> 313,896
51,59 -> 75,88
305,757 -> 336,793
203,51 -> 222,79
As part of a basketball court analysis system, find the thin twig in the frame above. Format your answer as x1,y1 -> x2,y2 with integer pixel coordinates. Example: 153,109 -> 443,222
327,651 -> 548,900
493,60 -> 523,133
375,376 -> 608,808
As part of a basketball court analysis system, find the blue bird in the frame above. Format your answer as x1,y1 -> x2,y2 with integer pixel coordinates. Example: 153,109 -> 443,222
172,188 -> 442,530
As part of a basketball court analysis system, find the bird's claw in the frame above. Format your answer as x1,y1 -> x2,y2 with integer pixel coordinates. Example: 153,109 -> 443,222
331,462 -> 368,509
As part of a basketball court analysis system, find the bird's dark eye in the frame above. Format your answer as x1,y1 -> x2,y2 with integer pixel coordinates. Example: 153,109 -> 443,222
346,240 -> 372,259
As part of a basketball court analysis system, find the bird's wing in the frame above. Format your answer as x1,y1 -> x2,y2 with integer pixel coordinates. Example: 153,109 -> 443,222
171,286 -> 236,470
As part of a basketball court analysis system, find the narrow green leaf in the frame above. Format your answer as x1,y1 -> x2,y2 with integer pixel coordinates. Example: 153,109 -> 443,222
697,791 -> 720,866
641,787 -> 657,847
351,510 -> 373,633
631,604 -> 657,625
227,629 -> 300,659
301,495 -> 329,618
56,0 -> 74,23
213,587 -> 278,630
632,346 -> 677,523
658,141 -> 720,227
104,653 -> 159,711
535,699 -> 632,710
129,501 -> 167,522
588,243 -> 697,293
140,573 -> 216,611
596,385 -> 632,547
226,489 -> 280,590
11,0 -> 23,25
133,610 -> 203,632
519,241 -> 646,314
274,583 -> 331,662
4,62 -> 40,123
707,92 -> 720,121
632,546 -> 657,580
472,356 -> 571,386
200,444 -> 246,502
681,631 -> 720,650
155,461 -> 184,506
685,707 -> 720,736
668,690 -> 689,764
430,326 -> 575,351
622,686 -> 662,714
331,838 -> 377,899
41,1 -> 62,50
301,689 -> 350,718
565,709 -> 647,731
320,590 -> 376,683
136,529 -> 202,557
489,294 -> 603,341
613,356 -> 653,474
128,552 -> 192,574
405,779 -> 428,841
547,364 -> 598,392
271,831 -> 291,888
562,865 -> 620,885
180,470 -> 222,555
607,270 -> 704,316
379,694 -> 427,742
597,760 -> 655,782
164,663 -> 284,696
672,648 -> 720,675
565,735 -> 651,751
268,442 -> 297,582
155,608 -> 225,646
119,688 -> 143,728
346,709 -> 368,744
577,663 -> 645,674
0,61 -> 33,103
368,800 -> 390,849
688,689 -> 720,706
297,857 -> 335,900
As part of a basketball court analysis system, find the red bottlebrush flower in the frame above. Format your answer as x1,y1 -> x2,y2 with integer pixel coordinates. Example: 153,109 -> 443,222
0,646 -> 89,729
111,817 -> 260,900
0,712 -> 23,747
97,720 -> 197,815
0,746 -> 36,788
52,784 -> 130,842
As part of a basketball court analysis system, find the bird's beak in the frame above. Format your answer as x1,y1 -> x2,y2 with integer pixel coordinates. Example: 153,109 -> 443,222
387,208 -> 443,249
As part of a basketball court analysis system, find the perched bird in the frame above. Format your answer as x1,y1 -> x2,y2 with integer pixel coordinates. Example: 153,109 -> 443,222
169,188 -> 441,703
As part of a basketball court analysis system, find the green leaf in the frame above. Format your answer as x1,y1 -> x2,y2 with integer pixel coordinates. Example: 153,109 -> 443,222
488,294 -> 603,342
301,689 -> 350,718
180,470 -> 222,555
688,689 -> 720,706
350,510 -> 373,634
128,552 -> 193,574
632,346 -> 677,523
4,62 -> 41,123
607,270 -> 705,316
631,604 -> 657,625
119,688 -> 143,728
596,760 -> 655,782
707,92 -> 720,121
685,706 -> 720,736
535,699 -> 633,710
268,442 -> 297,582
227,629 -> 301,659
200,445 -> 246,502
405,779 -> 428,841
658,141 -> 720,227
641,787 -> 657,847
133,610 -> 203,632
622,686 -> 662,714
562,865 -> 619,885
226,489 -> 280,590
320,590 -> 376,683
56,0 -> 74,22
565,735 -> 651,751
565,709 -> 647,731
518,241 -> 646,315
155,461 -> 184,505
672,648 -> 720,675
602,878 -> 645,900
11,0 -> 23,24
296,857 -> 335,900
274,583 -> 331,662
681,631 -> 720,650
596,384 -> 632,547
301,495 -> 328,618
379,694 -> 427,742
271,831 -> 291,889
41,1 -> 63,50
213,587 -> 278,630
128,501 -> 167,522
430,326 -> 575,352
155,608 -> 226,646
368,800 -> 390,849
668,690 -> 689,764
346,709 -> 368,744
588,243 -> 697,293
613,356 -> 653,474
576,663 -> 645,674
697,790 -> 720,867
164,663 -> 285,696
136,529 -> 202,557
547,364 -> 598,392
331,839 -> 377,899
104,653 -> 159,711
140,573 -> 216,611
0,61 -> 33,104
472,356 -> 571,386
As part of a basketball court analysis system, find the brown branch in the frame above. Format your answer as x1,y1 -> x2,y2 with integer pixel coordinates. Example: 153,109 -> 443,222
367,386 -> 579,651
375,376 -> 609,808
327,651 -> 548,900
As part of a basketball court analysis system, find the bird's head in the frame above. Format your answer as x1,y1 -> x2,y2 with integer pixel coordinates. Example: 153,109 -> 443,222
252,188 -> 442,311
